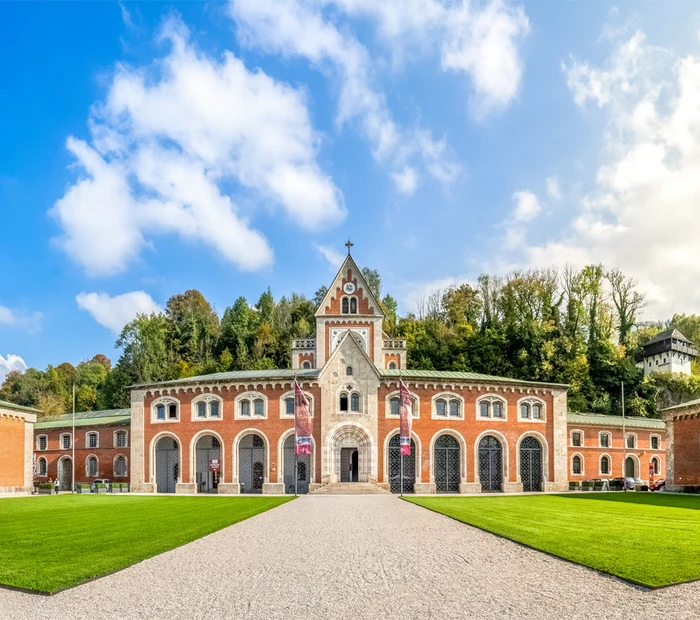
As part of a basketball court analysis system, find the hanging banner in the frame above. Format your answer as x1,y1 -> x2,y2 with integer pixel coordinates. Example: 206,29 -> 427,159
295,380 -> 313,455
399,379 -> 413,456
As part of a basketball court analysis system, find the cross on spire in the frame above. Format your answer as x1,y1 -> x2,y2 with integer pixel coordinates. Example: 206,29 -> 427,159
345,239 -> 353,255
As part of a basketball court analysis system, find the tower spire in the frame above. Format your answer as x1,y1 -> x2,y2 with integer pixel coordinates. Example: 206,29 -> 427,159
345,239 -> 353,255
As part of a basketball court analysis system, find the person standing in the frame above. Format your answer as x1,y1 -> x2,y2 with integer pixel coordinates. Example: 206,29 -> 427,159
54,478 -> 59,494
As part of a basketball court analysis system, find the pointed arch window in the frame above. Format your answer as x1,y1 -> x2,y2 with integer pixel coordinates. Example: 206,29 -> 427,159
572,455 -> 582,475
340,392 -> 349,412
351,392 -> 360,412
600,455 -> 610,475
350,297 -> 358,314
342,297 -> 349,314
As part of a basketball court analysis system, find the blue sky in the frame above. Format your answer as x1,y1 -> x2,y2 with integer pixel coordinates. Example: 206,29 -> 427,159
3,1 -> 700,379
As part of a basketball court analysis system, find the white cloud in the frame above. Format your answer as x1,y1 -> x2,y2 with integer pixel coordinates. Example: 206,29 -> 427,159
511,190 -> 540,222
119,1 -> 134,29
76,291 -> 162,334
519,30 -> 700,317
0,354 -> 27,385
230,0 -> 495,192
314,244 -> 345,269
52,16 -> 344,276
546,176 -> 562,200
391,167 -> 419,195
0,305 -> 42,333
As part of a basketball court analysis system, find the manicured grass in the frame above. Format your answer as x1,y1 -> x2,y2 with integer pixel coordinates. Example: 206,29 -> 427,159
405,493 -> 700,588
0,494 -> 293,593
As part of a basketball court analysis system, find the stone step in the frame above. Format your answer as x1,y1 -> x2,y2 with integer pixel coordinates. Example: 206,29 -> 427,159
310,482 -> 392,495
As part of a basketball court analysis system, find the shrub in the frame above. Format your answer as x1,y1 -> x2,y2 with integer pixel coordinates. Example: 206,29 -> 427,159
95,483 -> 107,489
38,483 -> 53,490
77,483 -> 91,489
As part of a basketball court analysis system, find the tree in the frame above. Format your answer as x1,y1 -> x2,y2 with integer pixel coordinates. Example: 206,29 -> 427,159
606,268 -> 646,348
361,267 -> 381,300
165,290 -> 219,366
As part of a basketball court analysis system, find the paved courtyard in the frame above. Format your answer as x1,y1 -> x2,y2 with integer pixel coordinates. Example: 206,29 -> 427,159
2,495 -> 700,619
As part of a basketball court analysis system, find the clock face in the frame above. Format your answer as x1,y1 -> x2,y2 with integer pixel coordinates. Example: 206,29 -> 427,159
343,282 -> 356,294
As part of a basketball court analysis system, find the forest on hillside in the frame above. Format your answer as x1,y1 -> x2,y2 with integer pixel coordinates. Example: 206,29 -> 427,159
3,265 -> 700,419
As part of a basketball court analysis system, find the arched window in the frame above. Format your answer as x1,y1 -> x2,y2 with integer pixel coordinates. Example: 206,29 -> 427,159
193,396 -> 222,420
651,435 -> 660,450
210,400 -> 220,418
599,432 -> 610,448
651,457 -> 660,475
449,400 -> 460,417
346,366 -> 353,376
388,362 -> 397,370
86,432 -> 98,449
626,434 -> 636,449
87,456 -> 98,477
115,430 -> 128,448
342,297 -> 349,314
600,455 -> 610,475
520,403 -> 530,419
285,397 -> 295,416
390,397 -> 400,416
240,399 -> 250,417
436,399 -> 447,417
197,402 -> 207,418
37,435 -> 48,451
340,392 -> 349,412
350,297 -> 358,314
115,456 -> 127,477
572,455 -> 582,475
38,457 -> 47,476
477,397 -> 506,419
351,392 -> 360,412
254,399 -> 265,416
154,398 -> 179,422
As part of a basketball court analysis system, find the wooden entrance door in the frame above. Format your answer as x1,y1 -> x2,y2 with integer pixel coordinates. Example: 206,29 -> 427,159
341,448 -> 358,482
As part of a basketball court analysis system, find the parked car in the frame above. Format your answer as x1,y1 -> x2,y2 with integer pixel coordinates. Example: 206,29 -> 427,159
610,477 -> 626,490
650,479 -> 666,492
92,478 -> 111,492
624,477 -> 639,490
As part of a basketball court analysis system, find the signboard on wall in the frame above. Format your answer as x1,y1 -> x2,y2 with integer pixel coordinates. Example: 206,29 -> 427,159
210,459 -> 220,472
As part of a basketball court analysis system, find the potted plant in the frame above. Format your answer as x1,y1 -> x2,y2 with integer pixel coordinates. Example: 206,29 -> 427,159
581,480 -> 594,492
76,483 -> 91,494
38,482 -> 54,495
569,481 -> 579,491
593,479 -> 604,491
95,482 -> 107,494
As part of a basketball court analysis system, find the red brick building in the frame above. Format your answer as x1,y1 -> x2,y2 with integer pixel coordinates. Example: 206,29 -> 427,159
129,250 -> 572,495
0,399 -> 37,494
661,398 -> 700,490
33,409 -> 130,490
566,412 -> 666,483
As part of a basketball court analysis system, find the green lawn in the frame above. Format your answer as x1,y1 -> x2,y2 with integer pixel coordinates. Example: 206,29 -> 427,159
405,493 -> 700,588
0,494 -> 293,593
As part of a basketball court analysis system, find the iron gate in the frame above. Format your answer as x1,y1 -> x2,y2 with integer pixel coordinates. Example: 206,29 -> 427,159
519,436 -> 542,492
59,458 -> 73,491
388,434 -> 415,493
239,434 -> 265,493
434,435 -> 460,493
196,436 -> 221,493
284,435 -> 311,494
156,437 -> 179,493
478,435 -> 503,492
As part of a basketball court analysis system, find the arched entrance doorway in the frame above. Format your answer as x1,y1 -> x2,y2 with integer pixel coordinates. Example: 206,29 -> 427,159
519,436 -> 542,492
196,435 -> 221,494
388,434 -> 415,494
434,435 -> 460,493
239,434 -> 265,493
283,434 -> 311,494
479,435 -> 503,492
329,424 -> 372,483
155,436 -> 179,493
625,456 -> 636,478
58,457 -> 72,491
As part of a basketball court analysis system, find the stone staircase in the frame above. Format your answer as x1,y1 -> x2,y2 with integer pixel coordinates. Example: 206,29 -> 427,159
309,482 -> 391,495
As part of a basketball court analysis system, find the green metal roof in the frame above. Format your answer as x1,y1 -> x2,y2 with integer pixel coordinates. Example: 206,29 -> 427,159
0,399 -> 41,414
567,412 -> 666,430
660,398 -> 700,412
380,369 -> 568,388
35,409 -> 130,430
131,369 -> 320,389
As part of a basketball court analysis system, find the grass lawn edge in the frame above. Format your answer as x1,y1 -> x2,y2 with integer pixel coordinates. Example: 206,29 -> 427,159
401,496 -> 700,591
0,495 -> 296,596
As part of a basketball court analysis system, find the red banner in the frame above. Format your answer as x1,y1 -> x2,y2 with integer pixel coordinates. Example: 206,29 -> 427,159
399,379 -> 412,455
295,380 -> 312,455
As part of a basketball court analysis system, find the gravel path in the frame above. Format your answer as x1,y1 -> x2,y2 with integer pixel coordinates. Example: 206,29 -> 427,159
2,495 -> 700,619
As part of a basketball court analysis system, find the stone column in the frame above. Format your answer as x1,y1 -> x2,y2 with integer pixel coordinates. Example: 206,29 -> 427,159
129,389 -> 155,493
24,414 -> 37,492
546,388 -> 569,492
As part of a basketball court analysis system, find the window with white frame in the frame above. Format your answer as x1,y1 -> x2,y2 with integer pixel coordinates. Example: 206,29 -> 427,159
86,432 -> 99,449
114,455 -> 127,477
350,297 -> 358,314
571,431 -> 582,447
153,398 -> 180,422
192,395 -> 223,420
600,455 -> 610,475
572,455 -> 582,475
599,432 -> 610,448
519,398 -> 544,421
281,391 -> 314,417
38,457 -> 47,476
478,396 -> 506,419
434,394 -> 462,418
342,297 -> 349,314
626,434 -> 636,449
60,433 -> 72,450
37,435 -> 48,451
285,397 -> 295,416
651,457 -> 660,475
236,393 -> 266,419
351,392 -> 361,412
651,435 -> 660,450
114,430 -> 128,448
86,456 -> 98,477
388,392 -> 419,418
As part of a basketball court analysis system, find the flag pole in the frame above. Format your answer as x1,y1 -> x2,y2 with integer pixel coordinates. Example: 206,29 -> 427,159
622,381 -> 626,493
72,383 -> 76,494
294,374 -> 298,497
400,372 -> 404,498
